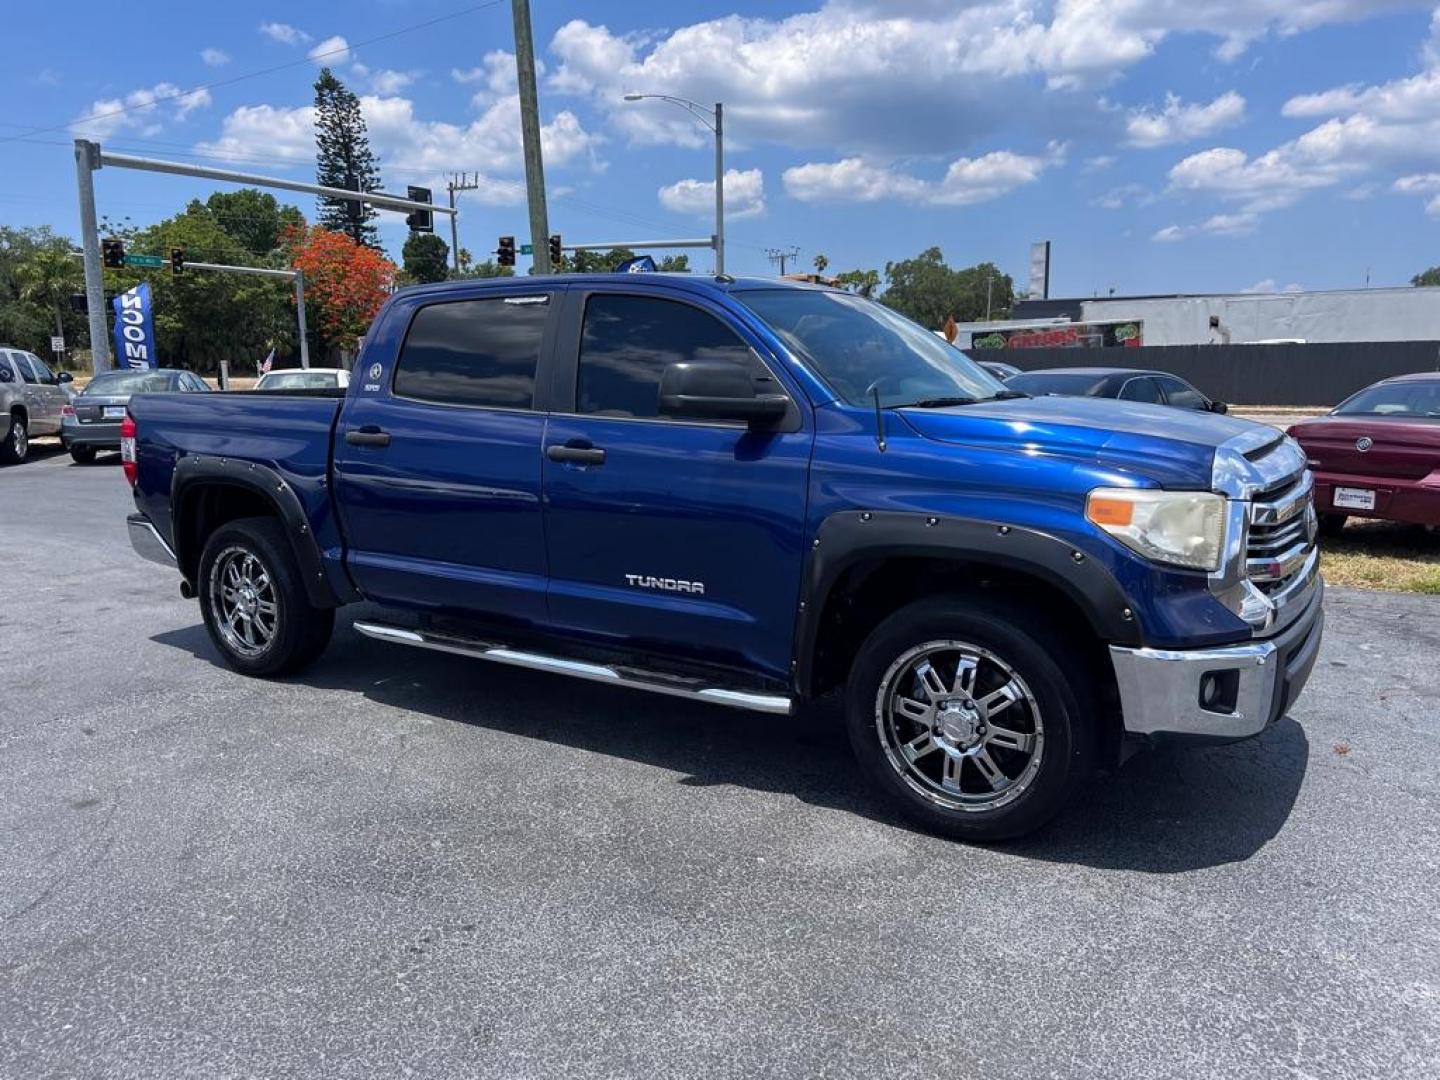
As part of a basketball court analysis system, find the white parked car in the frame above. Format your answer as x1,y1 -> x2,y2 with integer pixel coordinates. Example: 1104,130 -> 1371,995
255,368 -> 351,391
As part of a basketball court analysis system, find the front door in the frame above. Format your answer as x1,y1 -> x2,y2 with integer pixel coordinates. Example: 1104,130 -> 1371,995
17,352 -> 65,434
542,289 -> 813,684
333,289 -> 557,625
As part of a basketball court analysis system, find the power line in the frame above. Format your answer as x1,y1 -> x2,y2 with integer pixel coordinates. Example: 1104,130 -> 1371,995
0,0 -> 506,148
766,246 -> 801,275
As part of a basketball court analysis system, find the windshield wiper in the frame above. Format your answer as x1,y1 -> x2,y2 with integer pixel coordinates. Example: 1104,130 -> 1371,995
893,389 -> 1029,409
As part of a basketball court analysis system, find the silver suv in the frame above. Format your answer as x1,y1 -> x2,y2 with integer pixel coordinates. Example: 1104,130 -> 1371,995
1,348 -> 74,464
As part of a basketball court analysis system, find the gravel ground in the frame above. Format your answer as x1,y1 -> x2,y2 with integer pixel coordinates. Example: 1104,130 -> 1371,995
1,446 -> 1437,1079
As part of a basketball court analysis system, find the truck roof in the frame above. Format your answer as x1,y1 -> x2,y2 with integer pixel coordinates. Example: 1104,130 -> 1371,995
393,273 -> 833,301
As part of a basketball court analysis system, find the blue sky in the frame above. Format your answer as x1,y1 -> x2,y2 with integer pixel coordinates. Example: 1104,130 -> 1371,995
5,0 -> 1440,297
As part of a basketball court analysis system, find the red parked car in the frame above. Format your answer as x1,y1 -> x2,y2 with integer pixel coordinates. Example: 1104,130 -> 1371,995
1287,373 -> 1440,533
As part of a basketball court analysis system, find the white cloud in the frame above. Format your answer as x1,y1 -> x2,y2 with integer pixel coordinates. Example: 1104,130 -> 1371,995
308,35 -> 351,66
1094,183 -> 1150,209
659,168 -> 766,219
1167,146 -> 1356,213
544,3 -> 1423,157
1149,211 -> 1260,242
1243,279 -> 1303,293
71,83 -> 212,139
1125,91 -> 1246,147
783,146 -> 1060,206
370,70 -> 416,95
1395,172 -> 1440,217
454,51 -> 542,109
197,90 -> 601,205
259,22 -> 311,46
200,48 -> 230,67
1083,154 -> 1117,172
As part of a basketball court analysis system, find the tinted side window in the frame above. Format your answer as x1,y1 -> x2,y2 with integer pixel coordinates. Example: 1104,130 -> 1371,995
1119,377 -> 1161,404
1157,376 -> 1207,409
14,353 -> 38,384
26,354 -> 56,384
578,294 -> 759,419
395,296 -> 549,409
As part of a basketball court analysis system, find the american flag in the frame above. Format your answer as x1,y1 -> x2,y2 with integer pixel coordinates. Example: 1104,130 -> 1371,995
260,348 -> 275,374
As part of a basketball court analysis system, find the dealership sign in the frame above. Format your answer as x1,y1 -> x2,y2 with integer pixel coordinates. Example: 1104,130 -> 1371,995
111,282 -> 158,369
972,321 -> 1143,350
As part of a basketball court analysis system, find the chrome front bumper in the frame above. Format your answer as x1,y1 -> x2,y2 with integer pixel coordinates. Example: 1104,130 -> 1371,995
1110,580 -> 1325,742
127,513 -> 177,567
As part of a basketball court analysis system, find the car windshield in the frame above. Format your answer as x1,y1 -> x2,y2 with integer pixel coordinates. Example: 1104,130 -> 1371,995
1334,381 -> 1440,417
1006,371 -> 1109,397
83,371 -> 177,395
737,289 -> 1004,407
259,371 -> 340,390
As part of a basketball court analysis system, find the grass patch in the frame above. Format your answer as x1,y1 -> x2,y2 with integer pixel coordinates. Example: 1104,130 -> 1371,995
1321,519 -> 1440,594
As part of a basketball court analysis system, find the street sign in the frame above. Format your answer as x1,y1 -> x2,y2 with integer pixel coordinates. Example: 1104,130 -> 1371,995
50,336 -> 65,353
520,244 -> 534,255
124,254 -> 165,268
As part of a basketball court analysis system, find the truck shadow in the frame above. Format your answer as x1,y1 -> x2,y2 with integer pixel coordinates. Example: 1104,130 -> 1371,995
151,615 -> 1308,875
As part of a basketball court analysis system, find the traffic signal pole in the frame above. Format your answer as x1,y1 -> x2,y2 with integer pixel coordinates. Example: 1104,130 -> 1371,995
74,140 -> 110,373
73,137 -> 454,371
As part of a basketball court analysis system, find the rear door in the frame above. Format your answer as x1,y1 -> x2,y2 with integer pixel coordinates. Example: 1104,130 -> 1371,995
1154,374 -> 1212,411
16,353 -> 64,433
540,287 -> 813,683
333,288 -> 558,624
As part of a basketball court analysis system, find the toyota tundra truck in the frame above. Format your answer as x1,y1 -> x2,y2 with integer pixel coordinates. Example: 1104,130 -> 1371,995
123,274 -> 1324,841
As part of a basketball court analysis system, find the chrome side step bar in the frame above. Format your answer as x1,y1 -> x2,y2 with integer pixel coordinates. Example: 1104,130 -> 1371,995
352,621 -> 793,716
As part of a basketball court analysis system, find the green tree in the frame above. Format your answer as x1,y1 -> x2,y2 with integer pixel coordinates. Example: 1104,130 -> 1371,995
402,232 -> 451,284
15,244 -> 82,359
658,254 -> 690,272
879,248 -> 1013,326
834,268 -> 881,296
1412,267 -> 1440,287
813,253 -> 830,274
313,68 -> 381,247
203,189 -> 305,258
561,247 -> 636,273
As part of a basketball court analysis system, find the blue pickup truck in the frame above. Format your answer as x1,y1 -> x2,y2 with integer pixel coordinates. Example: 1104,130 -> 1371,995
124,274 -> 1323,840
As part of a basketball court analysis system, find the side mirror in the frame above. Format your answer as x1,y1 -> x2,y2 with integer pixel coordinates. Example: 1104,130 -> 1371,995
1209,400 -> 1228,414
658,361 -> 789,425
57,371 -> 74,384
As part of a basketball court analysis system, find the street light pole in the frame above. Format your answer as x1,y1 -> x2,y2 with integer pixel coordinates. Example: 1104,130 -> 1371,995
623,93 -> 725,274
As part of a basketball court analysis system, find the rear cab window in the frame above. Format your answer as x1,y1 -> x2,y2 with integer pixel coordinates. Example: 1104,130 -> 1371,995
394,295 -> 551,409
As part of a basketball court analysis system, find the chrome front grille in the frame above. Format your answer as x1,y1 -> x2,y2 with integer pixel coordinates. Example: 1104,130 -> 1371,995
1245,473 -> 1317,598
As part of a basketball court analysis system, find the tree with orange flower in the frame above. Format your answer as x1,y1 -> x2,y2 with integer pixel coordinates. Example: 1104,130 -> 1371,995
284,224 -> 396,360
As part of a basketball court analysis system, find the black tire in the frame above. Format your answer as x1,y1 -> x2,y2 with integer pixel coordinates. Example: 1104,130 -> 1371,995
197,516 -> 334,677
844,593 -> 1096,843
1,412 -> 28,465
69,446 -> 97,464
1319,513 -> 1347,538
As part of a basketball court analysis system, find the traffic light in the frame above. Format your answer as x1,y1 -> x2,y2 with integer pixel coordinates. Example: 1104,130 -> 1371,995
497,235 -> 516,267
405,186 -> 433,233
548,234 -> 563,268
170,247 -> 185,275
102,238 -> 124,269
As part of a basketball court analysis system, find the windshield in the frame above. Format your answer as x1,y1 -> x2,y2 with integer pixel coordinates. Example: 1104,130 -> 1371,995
259,371 -> 341,390
737,289 -> 1004,407
1006,371 -> 1108,397
1334,381 -> 1440,418
83,371 -> 177,395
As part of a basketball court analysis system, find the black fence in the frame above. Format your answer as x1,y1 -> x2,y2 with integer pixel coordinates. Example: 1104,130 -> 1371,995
965,341 -> 1440,407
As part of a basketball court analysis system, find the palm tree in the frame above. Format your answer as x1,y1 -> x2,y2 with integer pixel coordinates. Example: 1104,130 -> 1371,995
813,253 -> 830,275
15,244 -> 81,362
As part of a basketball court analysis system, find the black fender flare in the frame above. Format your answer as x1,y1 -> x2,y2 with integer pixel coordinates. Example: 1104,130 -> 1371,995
792,510 -> 1142,696
171,455 -> 350,608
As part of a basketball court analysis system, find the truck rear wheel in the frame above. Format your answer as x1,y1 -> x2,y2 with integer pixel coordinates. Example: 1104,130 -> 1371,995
1,413 -> 28,465
844,594 -> 1095,842
197,516 -> 334,677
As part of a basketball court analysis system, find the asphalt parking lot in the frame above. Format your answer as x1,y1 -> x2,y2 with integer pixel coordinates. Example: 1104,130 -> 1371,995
2,445 -> 1438,1079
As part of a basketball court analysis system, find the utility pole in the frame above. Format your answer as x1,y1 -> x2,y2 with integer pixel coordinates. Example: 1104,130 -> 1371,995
713,102 -> 725,276
74,140 -> 110,372
985,273 -> 994,321
766,246 -> 800,276
446,172 -> 481,273
511,0 -> 551,274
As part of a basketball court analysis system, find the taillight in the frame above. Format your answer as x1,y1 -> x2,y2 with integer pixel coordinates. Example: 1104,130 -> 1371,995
62,403 -> 75,417
120,414 -> 137,487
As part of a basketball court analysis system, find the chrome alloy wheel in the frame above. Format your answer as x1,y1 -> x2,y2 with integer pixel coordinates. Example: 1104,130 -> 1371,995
10,418 -> 27,459
209,546 -> 279,658
875,640 -> 1044,812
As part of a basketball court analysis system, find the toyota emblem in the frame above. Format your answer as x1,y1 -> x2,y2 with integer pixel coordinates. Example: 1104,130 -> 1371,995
1356,436 -> 1373,452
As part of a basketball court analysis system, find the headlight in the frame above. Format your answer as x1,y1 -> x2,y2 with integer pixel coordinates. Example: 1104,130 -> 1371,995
1086,488 -> 1226,571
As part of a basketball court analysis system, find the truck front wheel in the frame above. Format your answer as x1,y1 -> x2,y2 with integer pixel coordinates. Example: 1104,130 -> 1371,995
845,594 -> 1096,842
197,517 -> 334,677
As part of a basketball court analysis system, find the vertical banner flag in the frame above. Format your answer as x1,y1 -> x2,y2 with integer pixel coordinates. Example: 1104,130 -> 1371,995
111,283 -> 157,369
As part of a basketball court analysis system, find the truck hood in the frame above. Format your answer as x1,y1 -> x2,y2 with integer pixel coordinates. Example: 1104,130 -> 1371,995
898,395 -> 1269,489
